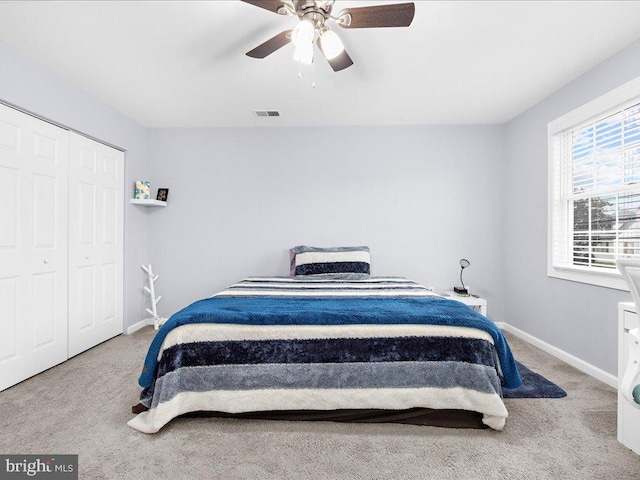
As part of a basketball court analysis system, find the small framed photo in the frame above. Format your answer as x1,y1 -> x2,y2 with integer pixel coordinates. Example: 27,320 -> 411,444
157,188 -> 169,202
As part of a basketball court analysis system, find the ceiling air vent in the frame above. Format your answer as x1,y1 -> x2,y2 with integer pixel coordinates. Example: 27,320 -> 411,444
253,110 -> 280,117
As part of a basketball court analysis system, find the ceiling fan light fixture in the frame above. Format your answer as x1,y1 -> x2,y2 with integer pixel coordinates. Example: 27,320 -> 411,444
292,19 -> 315,47
292,19 -> 315,65
242,1 -> 416,73
318,28 -> 344,60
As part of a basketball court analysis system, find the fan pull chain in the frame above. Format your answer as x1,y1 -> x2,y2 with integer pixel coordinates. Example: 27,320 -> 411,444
297,59 -> 317,89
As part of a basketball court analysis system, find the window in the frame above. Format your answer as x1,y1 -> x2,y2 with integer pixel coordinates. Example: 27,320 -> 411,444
549,77 -> 640,289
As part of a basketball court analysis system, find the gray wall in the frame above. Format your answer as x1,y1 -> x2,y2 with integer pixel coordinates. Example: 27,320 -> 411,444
146,126 -> 507,322
0,40 -> 150,329
504,39 -> 640,375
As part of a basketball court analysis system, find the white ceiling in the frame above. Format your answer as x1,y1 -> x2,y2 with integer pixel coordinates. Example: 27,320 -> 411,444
0,1 -> 639,128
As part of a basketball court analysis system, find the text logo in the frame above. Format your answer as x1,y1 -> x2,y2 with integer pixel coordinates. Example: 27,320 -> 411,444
0,455 -> 77,480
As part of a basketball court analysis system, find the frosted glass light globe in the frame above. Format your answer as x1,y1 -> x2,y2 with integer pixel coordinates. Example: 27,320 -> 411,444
292,19 -> 314,47
319,29 -> 344,60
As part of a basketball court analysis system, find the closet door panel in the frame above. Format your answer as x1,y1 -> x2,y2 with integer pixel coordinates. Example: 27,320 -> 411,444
0,275 -> 24,390
0,104 -> 68,389
98,147 -> 123,337
76,265 -> 96,331
32,173 -> 57,247
31,272 -> 55,348
102,262 -> 118,324
0,167 -> 19,248
0,105 -> 27,390
26,118 -> 68,378
68,132 -> 123,357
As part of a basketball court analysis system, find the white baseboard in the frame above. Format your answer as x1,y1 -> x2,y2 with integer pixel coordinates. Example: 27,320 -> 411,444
125,317 -> 168,335
126,319 -> 149,335
496,321 -> 617,388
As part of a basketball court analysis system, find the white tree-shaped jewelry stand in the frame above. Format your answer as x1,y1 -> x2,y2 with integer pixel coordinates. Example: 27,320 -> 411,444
141,264 -> 167,330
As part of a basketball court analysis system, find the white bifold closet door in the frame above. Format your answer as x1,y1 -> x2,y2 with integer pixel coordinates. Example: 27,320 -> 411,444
0,103 -> 124,392
68,131 -> 124,358
0,103 -> 69,391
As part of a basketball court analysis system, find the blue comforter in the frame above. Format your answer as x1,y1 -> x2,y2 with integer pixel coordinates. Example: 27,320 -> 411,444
139,295 -> 521,389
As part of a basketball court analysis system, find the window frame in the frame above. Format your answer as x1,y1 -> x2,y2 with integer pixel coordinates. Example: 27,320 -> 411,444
548,76 -> 640,290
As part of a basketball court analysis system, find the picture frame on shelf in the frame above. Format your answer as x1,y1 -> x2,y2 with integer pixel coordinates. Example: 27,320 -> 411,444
157,188 -> 169,202
135,180 -> 150,199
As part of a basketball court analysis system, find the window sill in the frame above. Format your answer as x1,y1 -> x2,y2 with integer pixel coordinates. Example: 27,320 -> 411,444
547,267 -> 629,291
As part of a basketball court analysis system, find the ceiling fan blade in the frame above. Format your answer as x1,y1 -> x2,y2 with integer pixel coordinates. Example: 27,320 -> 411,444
246,30 -> 292,59
337,2 -> 415,29
318,38 -> 354,72
241,0 -> 291,15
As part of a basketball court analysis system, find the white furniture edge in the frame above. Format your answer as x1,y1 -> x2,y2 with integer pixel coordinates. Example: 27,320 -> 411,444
495,321 -> 617,388
442,291 -> 487,316
442,291 -> 487,304
617,300 -> 640,455
130,199 -> 167,207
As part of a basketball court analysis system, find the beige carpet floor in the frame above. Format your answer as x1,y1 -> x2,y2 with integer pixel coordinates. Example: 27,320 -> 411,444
0,327 -> 639,479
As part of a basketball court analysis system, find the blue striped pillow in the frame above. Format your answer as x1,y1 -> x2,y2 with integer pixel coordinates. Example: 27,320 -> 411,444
290,246 -> 371,276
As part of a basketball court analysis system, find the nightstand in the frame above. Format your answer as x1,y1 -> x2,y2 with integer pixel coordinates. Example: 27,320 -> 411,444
441,291 -> 487,316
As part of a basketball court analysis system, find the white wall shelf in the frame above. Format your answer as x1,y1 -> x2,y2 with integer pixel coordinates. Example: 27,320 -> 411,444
130,199 -> 166,207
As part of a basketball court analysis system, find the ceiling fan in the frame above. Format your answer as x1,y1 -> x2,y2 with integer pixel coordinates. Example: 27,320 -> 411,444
242,0 -> 415,72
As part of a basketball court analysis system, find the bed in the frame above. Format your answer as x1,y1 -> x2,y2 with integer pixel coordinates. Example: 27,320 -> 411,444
128,273 -> 521,434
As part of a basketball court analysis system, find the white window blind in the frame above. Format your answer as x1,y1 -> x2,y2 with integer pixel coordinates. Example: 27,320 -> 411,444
549,90 -> 640,288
